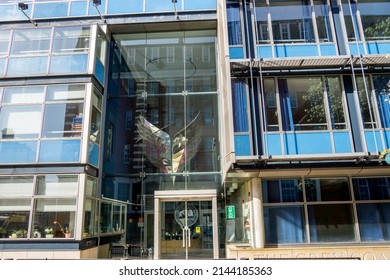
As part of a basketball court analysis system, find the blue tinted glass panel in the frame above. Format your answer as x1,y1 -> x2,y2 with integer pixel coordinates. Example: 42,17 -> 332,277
364,131 -> 383,152
234,135 -> 251,156
262,179 -> 303,203
70,1 -> 88,16
275,45 -> 318,58
367,42 -> 390,55
265,134 -> 282,155
146,0 -> 181,12
231,80 -> 249,132
349,43 -> 365,55
333,132 -> 352,153
257,46 -> 273,59
229,47 -> 244,59
49,54 -> 88,74
284,132 -> 332,155
0,141 -> 37,163
7,57 -> 48,76
185,0 -> 216,10
227,4 -> 242,45
357,203 -> 390,242
320,44 -> 337,56
88,141 -> 99,167
33,3 -> 68,18
39,140 -> 81,163
0,5 -> 26,21
353,178 -> 390,200
108,0 -> 144,14
95,59 -> 104,85
88,0 -> 107,15
264,206 -> 306,244
385,131 -> 390,148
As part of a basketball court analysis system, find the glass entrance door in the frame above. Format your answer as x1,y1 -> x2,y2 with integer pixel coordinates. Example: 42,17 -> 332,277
161,201 -> 213,259
154,190 -> 218,260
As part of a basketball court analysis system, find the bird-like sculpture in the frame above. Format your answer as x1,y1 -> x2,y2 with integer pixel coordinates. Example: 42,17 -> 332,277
135,112 -> 202,176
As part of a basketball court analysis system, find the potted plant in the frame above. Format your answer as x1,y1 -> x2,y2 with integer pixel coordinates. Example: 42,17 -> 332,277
45,227 -> 54,238
10,229 -> 27,238
33,228 -> 41,238
64,226 -> 72,238
53,220 -> 72,238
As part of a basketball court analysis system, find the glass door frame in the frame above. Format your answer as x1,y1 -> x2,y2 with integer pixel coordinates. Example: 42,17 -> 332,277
153,189 -> 219,259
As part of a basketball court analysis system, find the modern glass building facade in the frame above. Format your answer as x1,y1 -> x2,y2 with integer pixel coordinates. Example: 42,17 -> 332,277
0,0 -> 390,260
226,0 -> 390,260
0,0 -> 227,260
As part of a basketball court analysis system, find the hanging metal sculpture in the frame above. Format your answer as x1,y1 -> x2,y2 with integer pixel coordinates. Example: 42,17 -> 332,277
135,112 -> 202,174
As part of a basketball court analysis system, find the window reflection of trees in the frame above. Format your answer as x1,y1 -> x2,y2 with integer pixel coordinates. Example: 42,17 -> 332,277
364,17 -> 390,40
301,77 -> 346,130
356,77 -> 376,129
301,78 -> 327,130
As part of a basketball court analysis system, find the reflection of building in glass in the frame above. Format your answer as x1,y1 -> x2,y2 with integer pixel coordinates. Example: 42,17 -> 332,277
0,0 -> 390,260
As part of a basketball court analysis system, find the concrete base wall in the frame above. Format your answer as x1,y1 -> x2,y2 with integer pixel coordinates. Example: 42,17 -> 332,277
1,246 -> 99,260
226,244 -> 390,260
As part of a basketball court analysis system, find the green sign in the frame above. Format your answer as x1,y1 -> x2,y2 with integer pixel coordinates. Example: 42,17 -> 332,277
226,206 -> 235,219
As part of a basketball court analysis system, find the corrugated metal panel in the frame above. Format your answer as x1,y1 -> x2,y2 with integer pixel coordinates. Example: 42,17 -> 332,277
230,55 -> 390,71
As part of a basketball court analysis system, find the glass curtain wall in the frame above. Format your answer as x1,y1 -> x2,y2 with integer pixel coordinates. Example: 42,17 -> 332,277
232,79 -> 250,133
0,174 -> 80,239
0,83 -> 105,165
4,26 -> 90,77
0,84 -> 86,164
342,0 -> 390,42
270,0 -> 314,43
0,0 -> 217,21
254,0 -> 334,44
313,0 -> 333,42
263,177 -> 390,244
105,30 -> 221,247
356,74 -> 390,129
227,2 -> 243,46
107,29 -> 220,184
261,76 -> 347,132
372,75 -> 390,129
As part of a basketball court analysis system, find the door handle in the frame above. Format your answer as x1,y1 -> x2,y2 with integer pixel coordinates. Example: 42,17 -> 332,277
187,228 -> 191,248
182,227 -> 191,248
182,227 -> 185,247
